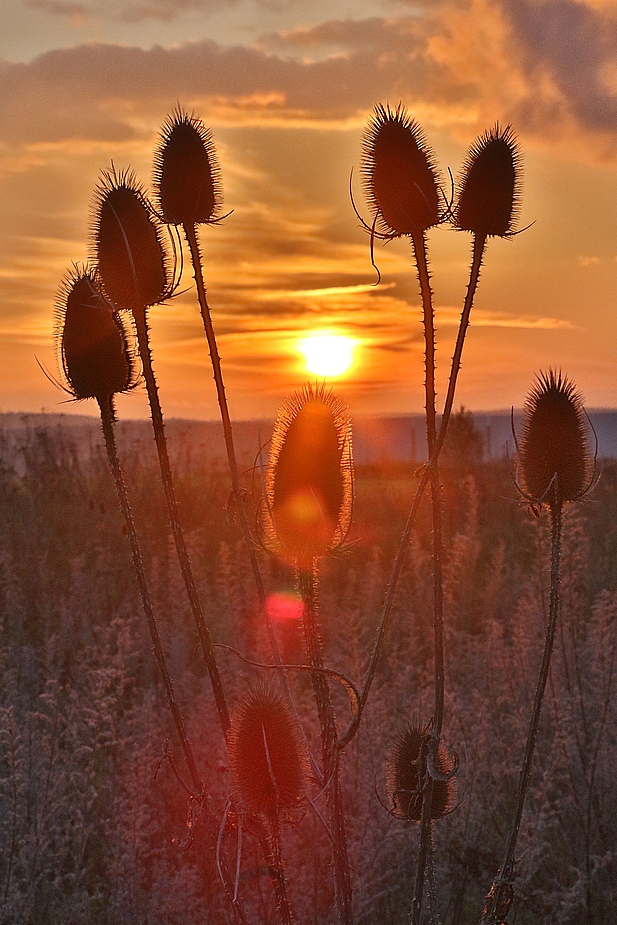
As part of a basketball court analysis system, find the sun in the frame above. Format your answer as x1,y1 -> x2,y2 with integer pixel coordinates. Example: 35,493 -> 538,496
298,333 -> 357,378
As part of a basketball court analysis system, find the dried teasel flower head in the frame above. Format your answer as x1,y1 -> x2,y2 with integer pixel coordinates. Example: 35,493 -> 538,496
92,166 -> 172,313
386,721 -> 456,822
518,369 -> 592,509
229,684 -> 308,818
154,106 -> 223,226
454,124 -> 521,238
361,103 -> 441,238
262,383 -> 353,566
55,266 -> 137,402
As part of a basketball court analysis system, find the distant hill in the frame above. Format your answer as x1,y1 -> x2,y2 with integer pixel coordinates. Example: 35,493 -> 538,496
1,409 -> 616,469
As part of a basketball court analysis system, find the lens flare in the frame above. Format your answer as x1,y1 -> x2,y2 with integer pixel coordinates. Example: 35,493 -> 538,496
298,333 -> 357,378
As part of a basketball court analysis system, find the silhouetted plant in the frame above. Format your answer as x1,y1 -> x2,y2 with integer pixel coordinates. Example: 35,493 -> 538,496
92,164 -> 231,738
262,382 -> 354,925
386,721 -> 456,822
482,369 -> 594,924
229,684 -> 308,924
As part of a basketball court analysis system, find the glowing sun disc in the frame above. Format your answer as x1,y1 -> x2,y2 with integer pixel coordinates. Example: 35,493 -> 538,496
299,333 -> 357,378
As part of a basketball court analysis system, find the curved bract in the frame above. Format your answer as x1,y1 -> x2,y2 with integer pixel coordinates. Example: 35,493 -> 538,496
154,107 -> 223,227
55,266 -> 136,402
262,383 -> 353,564
361,103 -> 441,239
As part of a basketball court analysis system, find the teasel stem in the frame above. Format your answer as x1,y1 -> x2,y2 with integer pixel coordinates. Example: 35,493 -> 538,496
409,230 -> 446,925
183,223 -> 305,745
342,236 -> 488,749
482,500 -> 563,924
132,302 -> 231,738
97,393 -> 202,791
263,817 -> 295,925
298,564 -> 353,925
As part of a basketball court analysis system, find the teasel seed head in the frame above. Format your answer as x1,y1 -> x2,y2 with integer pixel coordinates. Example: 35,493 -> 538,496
454,123 -> 521,238
55,266 -> 137,402
519,369 -> 592,508
361,103 -> 441,239
386,721 -> 456,822
229,684 -> 307,819
262,383 -> 353,565
154,106 -> 223,227
92,166 -> 172,312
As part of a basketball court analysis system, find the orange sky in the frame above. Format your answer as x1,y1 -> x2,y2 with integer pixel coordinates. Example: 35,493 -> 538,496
2,0 -> 617,420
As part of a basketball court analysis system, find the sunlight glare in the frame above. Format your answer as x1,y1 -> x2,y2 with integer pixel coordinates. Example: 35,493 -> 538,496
298,333 -> 357,378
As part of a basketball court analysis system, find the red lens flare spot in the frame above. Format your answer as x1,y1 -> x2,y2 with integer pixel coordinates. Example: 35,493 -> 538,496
266,592 -> 304,624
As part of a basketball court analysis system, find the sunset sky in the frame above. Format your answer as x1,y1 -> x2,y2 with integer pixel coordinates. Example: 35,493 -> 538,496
2,0 -> 617,421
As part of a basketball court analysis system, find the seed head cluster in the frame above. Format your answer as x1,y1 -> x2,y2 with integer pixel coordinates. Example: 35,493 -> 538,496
519,369 -> 592,508
386,723 -> 456,822
454,123 -> 521,238
92,167 -> 171,312
361,103 -> 441,239
263,383 -> 353,565
56,267 -> 135,402
229,685 -> 307,818
154,107 -> 223,227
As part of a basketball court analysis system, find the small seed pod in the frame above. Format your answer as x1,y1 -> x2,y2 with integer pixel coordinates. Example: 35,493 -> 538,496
386,722 -> 456,822
55,267 -> 136,401
454,124 -> 521,238
92,166 -> 171,312
154,107 -> 223,226
262,383 -> 353,564
519,369 -> 592,508
229,684 -> 307,818
361,103 -> 441,238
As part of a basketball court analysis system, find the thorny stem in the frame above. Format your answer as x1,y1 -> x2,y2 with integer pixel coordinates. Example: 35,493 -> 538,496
98,394 -> 202,792
133,304 -> 231,737
410,230 -> 445,925
482,501 -> 563,924
343,232 -> 488,748
298,564 -> 353,925
264,817 -> 296,925
99,394 -> 249,925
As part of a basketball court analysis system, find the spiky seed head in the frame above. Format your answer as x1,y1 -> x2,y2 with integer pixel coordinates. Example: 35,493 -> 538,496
92,166 -> 171,312
55,267 -> 136,402
361,103 -> 441,238
229,684 -> 307,818
455,124 -> 521,238
154,107 -> 223,227
262,383 -> 353,565
519,369 -> 591,508
386,722 -> 456,822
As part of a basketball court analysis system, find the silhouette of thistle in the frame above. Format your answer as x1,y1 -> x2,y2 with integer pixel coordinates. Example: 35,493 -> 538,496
153,107 -> 294,708
386,721 -> 456,822
229,684 -> 308,924
91,165 -> 231,738
54,266 -> 202,792
482,370 -> 593,924
262,383 -> 354,925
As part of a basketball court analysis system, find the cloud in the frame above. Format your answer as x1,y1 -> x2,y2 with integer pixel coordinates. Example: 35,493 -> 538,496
26,0 -> 305,24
